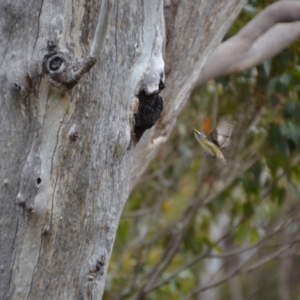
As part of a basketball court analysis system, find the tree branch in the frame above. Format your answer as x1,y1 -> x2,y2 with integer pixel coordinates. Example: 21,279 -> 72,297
144,211 -> 300,294
196,1 -> 300,86
130,156 -> 300,296
185,246 -> 289,300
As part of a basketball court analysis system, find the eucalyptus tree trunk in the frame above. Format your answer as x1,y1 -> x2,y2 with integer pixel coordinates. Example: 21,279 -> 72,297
0,0 -> 245,299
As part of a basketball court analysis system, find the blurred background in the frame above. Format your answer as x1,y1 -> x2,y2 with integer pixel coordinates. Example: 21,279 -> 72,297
105,1 -> 300,299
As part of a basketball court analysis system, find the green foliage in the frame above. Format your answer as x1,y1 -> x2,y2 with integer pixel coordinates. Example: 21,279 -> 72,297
105,1 -> 300,299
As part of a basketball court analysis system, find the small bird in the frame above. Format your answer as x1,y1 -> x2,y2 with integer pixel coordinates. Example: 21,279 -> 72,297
193,119 -> 233,165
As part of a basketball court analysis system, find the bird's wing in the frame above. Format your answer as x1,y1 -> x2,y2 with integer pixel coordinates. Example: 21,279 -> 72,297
207,119 -> 232,148
207,128 -> 219,146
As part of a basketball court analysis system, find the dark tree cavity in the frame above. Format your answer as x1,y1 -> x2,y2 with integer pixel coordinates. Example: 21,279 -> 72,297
134,79 -> 165,141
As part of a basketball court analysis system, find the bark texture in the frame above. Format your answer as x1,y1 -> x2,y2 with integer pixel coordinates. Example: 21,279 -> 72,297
130,0 -> 246,190
0,0 -> 245,299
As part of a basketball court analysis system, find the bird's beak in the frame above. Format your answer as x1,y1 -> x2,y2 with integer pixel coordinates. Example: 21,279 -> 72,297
193,129 -> 200,134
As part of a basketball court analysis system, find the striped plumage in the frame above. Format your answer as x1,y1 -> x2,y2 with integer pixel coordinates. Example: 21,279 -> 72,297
193,119 -> 233,165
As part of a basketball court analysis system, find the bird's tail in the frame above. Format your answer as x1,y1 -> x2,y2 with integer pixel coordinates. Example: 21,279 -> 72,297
220,156 -> 227,166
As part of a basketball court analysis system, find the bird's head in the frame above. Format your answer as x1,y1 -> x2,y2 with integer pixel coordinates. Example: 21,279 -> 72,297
193,129 -> 205,141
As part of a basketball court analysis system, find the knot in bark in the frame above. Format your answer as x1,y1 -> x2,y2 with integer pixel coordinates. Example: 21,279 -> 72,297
42,42 -> 97,89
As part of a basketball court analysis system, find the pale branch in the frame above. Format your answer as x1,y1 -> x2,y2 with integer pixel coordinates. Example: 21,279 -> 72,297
185,246 -> 289,300
185,204 -> 300,299
245,267 -> 278,300
141,208 -> 300,294
277,251 -> 300,258
185,251 -> 257,300
208,238 -> 300,259
196,1 -> 300,87
90,0 -> 114,58
238,1 -> 300,41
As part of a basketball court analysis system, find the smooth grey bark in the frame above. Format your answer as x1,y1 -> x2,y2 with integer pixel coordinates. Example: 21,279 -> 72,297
195,0 -> 300,86
0,0 -> 245,299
